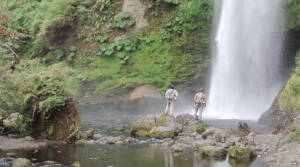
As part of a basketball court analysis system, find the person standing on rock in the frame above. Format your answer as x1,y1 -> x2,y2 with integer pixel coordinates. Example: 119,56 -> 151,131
194,87 -> 206,122
164,84 -> 178,117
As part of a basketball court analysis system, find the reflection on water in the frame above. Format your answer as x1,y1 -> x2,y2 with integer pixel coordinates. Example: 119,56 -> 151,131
0,105 -> 267,167
0,143 -> 266,167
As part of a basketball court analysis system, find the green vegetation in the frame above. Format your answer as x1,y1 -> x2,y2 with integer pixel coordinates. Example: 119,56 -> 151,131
76,139 -> 88,145
199,147 -> 226,157
86,129 -> 94,138
228,147 -> 256,159
167,140 -> 175,145
0,0 -> 212,99
22,136 -> 33,141
292,124 -> 300,142
71,162 -> 81,167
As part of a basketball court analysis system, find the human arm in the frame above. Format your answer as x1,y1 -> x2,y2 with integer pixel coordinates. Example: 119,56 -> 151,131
174,90 -> 178,100
203,94 -> 207,102
194,93 -> 198,101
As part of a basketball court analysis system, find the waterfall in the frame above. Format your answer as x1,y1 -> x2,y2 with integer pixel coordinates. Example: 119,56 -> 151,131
206,0 -> 285,119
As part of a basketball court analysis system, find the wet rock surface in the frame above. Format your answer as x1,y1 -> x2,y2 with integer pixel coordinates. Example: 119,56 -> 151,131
129,113 -> 208,139
129,114 -> 156,137
0,136 -> 46,151
199,146 -> 227,157
149,126 -> 175,139
12,158 -> 31,167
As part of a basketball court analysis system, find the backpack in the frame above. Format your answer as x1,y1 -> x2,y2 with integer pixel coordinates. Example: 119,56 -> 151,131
195,93 -> 204,104
165,89 -> 175,100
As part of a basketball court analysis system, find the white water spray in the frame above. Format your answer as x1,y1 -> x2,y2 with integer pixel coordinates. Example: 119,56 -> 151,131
206,0 -> 285,119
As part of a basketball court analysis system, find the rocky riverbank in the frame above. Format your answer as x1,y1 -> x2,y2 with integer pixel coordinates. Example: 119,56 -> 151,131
0,136 -> 47,151
0,112 -> 299,167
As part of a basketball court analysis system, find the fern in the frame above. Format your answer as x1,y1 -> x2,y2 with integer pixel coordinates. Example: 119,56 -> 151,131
48,125 -> 54,136
70,123 -> 74,132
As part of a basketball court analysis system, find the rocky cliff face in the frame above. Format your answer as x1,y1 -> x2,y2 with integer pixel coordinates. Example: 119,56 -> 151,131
258,74 -> 300,127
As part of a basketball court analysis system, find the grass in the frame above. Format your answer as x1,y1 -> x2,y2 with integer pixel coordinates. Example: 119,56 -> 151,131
278,74 -> 300,111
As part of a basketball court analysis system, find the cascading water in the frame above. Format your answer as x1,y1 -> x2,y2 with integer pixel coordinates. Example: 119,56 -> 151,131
206,0 -> 285,119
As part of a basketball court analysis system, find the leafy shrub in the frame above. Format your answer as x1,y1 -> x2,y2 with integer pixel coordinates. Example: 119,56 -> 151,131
148,2 -> 153,8
123,12 -> 131,18
68,52 -> 76,61
0,58 -> 78,132
164,0 -> 180,4
114,12 -> 135,28
22,136 -> 33,141
118,52 -> 126,58
55,49 -> 64,60
70,46 -> 77,52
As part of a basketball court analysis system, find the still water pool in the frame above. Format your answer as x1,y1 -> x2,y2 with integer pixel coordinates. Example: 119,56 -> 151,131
0,105 -> 271,167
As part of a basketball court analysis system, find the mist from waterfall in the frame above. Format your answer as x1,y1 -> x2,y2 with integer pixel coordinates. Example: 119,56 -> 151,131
206,0 -> 285,119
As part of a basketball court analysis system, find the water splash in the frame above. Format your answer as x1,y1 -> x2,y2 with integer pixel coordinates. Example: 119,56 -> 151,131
206,0 -> 285,119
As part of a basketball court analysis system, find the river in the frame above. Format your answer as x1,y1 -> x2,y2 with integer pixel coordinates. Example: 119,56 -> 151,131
0,105 -> 271,167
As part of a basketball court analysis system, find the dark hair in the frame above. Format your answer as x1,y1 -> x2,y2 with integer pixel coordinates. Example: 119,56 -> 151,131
199,87 -> 204,92
170,84 -> 175,89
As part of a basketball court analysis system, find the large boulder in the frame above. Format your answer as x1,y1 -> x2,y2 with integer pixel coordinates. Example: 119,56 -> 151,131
156,114 -> 182,134
76,139 -> 88,145
107,137 -> 122,144
3,113 -> 23,128
86,130 -> 94,138
176,113 -> 194,124
228,146 -> 257,159
149,127 -> 175,139
130,114 -> 156,137
12,158 -> 31,167
183,119 -> 209,132
199,146 -> 227,157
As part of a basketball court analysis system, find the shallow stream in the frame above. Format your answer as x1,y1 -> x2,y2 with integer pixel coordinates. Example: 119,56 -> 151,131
0,105 -> 272,167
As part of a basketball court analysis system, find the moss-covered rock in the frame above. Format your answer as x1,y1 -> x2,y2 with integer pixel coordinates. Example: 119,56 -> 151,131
107,137 -> 122,144
76,139 -> 88,146
185,120 -> 209,132
130,114 -> 156,137
194,139 -> 217,149
124,137 -> 136,142
71,162 -> 81,167
176,113 -> 194,125
3,113 -> 23,128
228,146 -> 257,159
149,127 -> 175,139
167,140 -> 175,145
12,158 -> 31,167
259,74 -> 300,127
86,130 -> 94,138
172,143 -> 184,152
156,114 -> 183,134
117,126 -> 125,131
178,138 -> 184,143
202,127 -> 229,142
199,146 -> 227,157
116,141 -> 124,145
